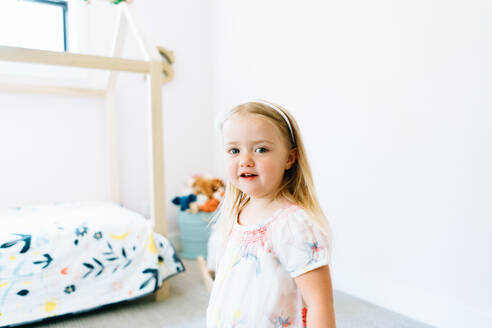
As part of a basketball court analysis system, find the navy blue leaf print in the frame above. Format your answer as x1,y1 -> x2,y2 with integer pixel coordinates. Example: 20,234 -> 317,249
93,257 -> 104,277
82,258 -> 104,278
33,254 -> 53,269
139,268 -> 159,291
1,234 -> 31,254
17,289 -> 29,296
83,263 -> 94,269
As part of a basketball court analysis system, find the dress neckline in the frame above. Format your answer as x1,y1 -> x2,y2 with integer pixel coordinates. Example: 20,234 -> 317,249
233,204 -> 297,231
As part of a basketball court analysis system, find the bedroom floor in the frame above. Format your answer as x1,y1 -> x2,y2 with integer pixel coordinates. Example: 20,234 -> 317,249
31,259 -> 434,328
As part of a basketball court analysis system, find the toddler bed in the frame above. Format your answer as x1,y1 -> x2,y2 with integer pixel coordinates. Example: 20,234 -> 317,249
0,3 -> 180,326
0,201 -> 185,327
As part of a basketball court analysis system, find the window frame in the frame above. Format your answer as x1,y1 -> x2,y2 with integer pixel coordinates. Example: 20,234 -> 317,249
23,0 -> 69,52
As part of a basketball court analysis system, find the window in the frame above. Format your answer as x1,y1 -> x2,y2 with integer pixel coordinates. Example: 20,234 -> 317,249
0,0 -> 68,52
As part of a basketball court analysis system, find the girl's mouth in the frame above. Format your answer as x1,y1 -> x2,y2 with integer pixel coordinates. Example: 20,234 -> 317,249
240,174 -> 258,180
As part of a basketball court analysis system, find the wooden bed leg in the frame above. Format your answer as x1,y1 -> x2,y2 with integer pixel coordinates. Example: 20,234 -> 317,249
197,256 -> 213,293
154,281 -> 170,301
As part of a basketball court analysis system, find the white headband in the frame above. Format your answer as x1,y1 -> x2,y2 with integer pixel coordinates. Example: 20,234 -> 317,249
214,100 -> 296,145
253,100 -> 295,144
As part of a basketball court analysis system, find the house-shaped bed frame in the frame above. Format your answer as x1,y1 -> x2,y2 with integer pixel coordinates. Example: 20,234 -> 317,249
0,3 -> 173,301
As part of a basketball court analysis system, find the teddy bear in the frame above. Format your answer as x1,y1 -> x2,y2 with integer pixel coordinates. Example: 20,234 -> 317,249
192,177 -> 225,199
189,176 -> 225,213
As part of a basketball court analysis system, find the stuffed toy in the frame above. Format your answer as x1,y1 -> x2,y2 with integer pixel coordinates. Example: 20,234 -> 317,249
190,177 -> 225,213
213,186 -> 225,200
200,198 -> 220,213
171,194 -> 197,211
192,177 -> 225,199
188,194 -> 208,214
172,175 -> 225,214
189,202 -> 199,214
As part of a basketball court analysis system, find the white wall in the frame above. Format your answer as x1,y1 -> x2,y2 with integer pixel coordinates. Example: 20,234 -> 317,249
210,0 -> 492,327
0,1 -> 112,208
0,92 -> 107,205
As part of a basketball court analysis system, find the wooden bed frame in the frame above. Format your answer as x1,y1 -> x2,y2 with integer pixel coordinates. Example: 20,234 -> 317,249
197,256 -> 214,293
0,3 -> 173,301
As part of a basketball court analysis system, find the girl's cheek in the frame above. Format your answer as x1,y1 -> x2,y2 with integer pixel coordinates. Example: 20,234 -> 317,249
225,162 -> 236,178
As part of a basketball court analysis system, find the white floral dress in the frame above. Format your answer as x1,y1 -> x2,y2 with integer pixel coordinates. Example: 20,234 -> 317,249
206,204 -> 331,328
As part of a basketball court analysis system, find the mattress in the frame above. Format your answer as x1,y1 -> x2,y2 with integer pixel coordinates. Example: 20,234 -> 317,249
0,201 -> 185,327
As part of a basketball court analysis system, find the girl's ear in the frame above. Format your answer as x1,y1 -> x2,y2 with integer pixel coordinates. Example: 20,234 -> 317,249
285,147 -> 298,170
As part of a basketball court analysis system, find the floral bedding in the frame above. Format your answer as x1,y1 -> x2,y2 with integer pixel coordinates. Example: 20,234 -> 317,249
0,201 -> 185,327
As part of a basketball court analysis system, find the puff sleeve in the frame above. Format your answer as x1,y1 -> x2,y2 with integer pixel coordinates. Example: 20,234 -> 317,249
272,208 -> 332,278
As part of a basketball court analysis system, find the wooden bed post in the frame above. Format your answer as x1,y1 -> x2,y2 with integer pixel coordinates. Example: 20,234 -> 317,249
121,3 -> 171,301
106,5 -> 128,204
148,60 -> 170,301
120,3 -> 172,301
121,3 -> 171,300
148,62 -> 166,238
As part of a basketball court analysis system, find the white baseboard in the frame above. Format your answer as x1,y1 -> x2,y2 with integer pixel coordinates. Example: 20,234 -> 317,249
333,265 -> 492,328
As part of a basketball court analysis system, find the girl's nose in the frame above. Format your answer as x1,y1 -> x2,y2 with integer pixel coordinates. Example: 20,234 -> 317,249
239,152 -> 254,167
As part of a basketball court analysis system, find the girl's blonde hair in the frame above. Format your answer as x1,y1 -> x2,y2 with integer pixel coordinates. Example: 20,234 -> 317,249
212,100 -> 333,264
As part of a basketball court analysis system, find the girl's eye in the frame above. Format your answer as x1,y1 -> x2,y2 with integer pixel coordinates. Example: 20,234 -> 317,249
228,148 -> 239,154
256,147 -> 268,153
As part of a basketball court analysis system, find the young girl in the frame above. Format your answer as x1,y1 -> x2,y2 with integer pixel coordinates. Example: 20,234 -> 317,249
207,100 -> 335,328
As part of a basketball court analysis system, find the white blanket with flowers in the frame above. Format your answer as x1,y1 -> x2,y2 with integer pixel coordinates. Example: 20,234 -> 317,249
0,201 -> 185,327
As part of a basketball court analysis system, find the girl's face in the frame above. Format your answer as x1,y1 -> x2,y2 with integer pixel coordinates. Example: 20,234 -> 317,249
222,113 -> 296,201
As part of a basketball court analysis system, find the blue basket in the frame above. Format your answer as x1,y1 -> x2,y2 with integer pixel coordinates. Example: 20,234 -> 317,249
178,210 -> 214,260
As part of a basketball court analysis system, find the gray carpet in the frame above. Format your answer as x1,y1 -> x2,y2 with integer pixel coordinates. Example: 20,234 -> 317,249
31,259 -> 434,328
